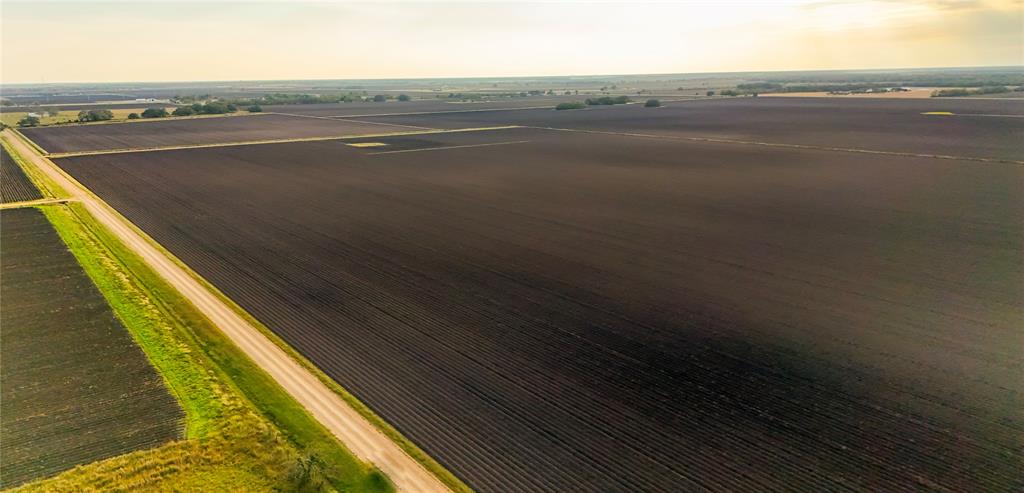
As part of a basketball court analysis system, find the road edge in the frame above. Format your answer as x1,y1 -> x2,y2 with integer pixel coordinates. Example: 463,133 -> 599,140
3,128 -> 467,493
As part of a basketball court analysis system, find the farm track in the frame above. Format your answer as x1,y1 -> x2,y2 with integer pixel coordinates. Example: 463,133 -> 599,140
2,130 -> 452,493
50,117 -> 1024,493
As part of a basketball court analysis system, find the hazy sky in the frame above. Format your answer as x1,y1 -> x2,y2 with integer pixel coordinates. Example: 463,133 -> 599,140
2,0 -> 1021,83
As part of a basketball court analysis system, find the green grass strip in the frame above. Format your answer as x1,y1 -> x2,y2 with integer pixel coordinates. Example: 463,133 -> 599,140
7,126 -> 472,493
3,132 -> 394,492
46,201 -> 392,492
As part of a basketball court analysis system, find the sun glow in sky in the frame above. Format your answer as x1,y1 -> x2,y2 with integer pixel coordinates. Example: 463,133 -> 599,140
1,0 -> 1021,83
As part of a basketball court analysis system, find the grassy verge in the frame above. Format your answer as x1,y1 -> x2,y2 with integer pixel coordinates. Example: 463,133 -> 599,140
77,183 -> 474,493
7,127 -> 470,492
4,136 -> 392,492
6,128 -> 475,493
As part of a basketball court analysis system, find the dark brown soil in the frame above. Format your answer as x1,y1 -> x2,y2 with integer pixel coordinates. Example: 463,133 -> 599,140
20,114 -> 410,153
1,145 -> 41,203
55,122 -> 1023,492
356,97 -> 1024,161
0,208 -> 182,488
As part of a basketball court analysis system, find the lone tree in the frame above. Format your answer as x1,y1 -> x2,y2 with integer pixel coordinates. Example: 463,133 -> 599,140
127,112 -> 140,119
397,94 -> 411,102
644,99 -> 661,107
706,90 -> 715,96
141,107 -> 169,118
247,104 -> 263,112
372,94 -> 387,102
17,115 -> 40,127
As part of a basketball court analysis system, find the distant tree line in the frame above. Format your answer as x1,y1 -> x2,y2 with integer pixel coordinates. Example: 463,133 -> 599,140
170,102 -> 239,116
175,93 -> 361,107
931,86 -> 1020,97
734,70 -> 1024,89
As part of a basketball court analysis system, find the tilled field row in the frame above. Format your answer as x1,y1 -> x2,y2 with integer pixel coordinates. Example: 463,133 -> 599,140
55,128 -> 1023,492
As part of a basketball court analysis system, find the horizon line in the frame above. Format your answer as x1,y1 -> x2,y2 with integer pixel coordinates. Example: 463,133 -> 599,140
3,64 -> 1022,88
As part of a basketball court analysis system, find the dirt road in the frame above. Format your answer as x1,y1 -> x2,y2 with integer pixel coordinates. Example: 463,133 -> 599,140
1,129 -> 452,493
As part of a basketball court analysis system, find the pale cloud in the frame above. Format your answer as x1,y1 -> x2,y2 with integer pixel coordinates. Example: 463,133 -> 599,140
1,0 -> 1020,84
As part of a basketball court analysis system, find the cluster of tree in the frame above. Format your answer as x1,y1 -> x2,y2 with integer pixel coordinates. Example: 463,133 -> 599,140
171,102 -> 238,116
737,82 -> 785,92
644,99 -> 661,107
171,94 -> 213,103
78,109 -> 114,122
555,102 -> 586,110
931,86 -> 1013,97
729,82 -> 911,95
370,94 -> 415,102
178,93 -> 363,108
143,107 -> 169,118
585,96 -> 630,106
17,115 -> 40,127
441,91 -> 543,100
443,92 -> 487,100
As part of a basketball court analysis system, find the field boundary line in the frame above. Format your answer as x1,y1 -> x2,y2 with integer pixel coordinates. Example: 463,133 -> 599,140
369,140 -> 530,155
948,113 -> 1024,118
1,129 -> 463,493
14,130 -> 49,155
323,105 -> 554,118
45,125 -> 523,158
0,197 -> 73,209
269,112 -> 436,130
330,117 -> 436,130
526,126 -> 1024,166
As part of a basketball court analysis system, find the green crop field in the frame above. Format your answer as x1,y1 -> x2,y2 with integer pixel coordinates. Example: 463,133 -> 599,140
0,207 -> 183,488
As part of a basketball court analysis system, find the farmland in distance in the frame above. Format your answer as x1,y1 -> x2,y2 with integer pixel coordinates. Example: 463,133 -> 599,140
0,208 -> 183,488
354,97 -> 1024,161
54,116 -> 1023,492
19,113 -> 420,154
